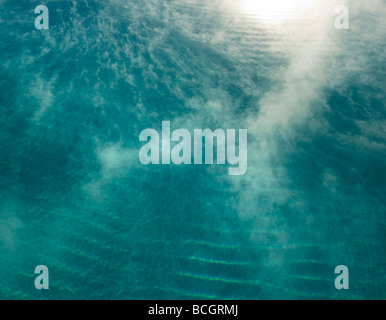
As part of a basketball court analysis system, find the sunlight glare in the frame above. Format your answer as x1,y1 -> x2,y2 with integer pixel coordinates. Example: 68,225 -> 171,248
241,0 -> 315,21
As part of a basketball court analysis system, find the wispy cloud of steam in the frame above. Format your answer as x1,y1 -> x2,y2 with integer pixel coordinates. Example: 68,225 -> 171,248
232,0 -> 386,203
0,211 -> 22,251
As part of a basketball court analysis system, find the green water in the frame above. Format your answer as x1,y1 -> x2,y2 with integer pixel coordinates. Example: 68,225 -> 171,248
0,0 -> 385,299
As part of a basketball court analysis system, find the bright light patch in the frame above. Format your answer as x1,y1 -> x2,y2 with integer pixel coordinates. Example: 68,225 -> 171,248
241,0 -> 314,21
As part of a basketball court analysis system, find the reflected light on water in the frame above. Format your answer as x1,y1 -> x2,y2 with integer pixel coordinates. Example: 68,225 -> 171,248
241,0 -> 316,22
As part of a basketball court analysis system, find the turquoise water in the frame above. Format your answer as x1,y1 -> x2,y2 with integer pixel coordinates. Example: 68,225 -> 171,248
0,0 -> 385,299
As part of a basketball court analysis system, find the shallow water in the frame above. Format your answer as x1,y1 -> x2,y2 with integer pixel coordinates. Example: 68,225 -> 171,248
0,0 -> 385,299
